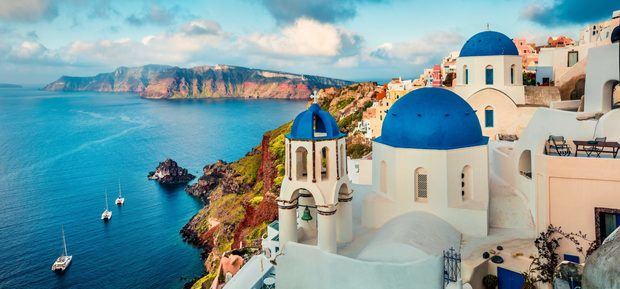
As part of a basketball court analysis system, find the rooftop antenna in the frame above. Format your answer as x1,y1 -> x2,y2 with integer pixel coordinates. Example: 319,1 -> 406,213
311,90 -> 319,104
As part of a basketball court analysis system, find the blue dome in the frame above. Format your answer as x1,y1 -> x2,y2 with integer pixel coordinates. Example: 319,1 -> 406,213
288,103 -> 344,140
460,31 -> 519,57
612,25 -> 620,43
375,88 -> 488,150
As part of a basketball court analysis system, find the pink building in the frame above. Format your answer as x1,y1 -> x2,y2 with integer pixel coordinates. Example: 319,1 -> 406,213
432,64 -> 442,87
513,38 -> 539,69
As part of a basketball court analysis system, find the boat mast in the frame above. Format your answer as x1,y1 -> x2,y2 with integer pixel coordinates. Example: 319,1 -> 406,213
118,181 -> 122,198
61,226 -> 68,257
105,190 -> 109,211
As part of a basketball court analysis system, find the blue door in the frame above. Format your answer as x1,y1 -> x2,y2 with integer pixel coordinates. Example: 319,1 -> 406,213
498,267 -> 524,289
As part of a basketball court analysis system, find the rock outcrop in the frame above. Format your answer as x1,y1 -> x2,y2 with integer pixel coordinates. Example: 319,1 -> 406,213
148,159 -> 195,185
582,229 -> 620,289
43,64 -> 354,99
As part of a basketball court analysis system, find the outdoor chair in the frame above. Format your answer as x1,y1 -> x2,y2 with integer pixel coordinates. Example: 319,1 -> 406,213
548,135 -> 572,156
584,137 -> 607,157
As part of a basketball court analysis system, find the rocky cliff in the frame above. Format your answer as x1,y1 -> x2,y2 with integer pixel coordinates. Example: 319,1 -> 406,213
43,64 -> 354,99
181,82 -> 380,288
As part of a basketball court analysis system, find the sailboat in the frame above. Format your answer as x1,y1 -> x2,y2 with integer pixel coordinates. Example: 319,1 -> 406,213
101,190 -> 112,220
115,182 -> 125,205
51,226 -> 72,272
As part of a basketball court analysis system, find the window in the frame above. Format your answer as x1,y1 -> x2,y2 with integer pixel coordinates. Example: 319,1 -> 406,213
597,208 -> 620,240
510,65 -> 515,84
380,161 -> 387,193
563,254 -> 580,264
313,116 -> 327,137
463,65 -> 469,84
461,166 -> 473,201
485,65 -> 494,85
567,51 -> 579,67
321,147 -> 329,179
415,168 -> 428,202
484,106 -> 494,128
519,150 -> 532,179
295,147 -> 308,181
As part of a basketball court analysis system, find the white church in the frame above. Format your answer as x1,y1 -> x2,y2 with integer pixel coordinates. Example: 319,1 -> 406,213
224,26 -> 620,289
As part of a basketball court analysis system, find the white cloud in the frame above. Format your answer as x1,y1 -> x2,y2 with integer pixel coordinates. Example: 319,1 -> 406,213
370,31 -> 463,63
2,19 -> 230,68
244,18 -> 362,58
180,20 -> 224,36
0,0 -> 58,22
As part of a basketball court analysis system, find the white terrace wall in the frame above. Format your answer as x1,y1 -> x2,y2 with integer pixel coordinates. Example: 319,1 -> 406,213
277,243 -> 443,289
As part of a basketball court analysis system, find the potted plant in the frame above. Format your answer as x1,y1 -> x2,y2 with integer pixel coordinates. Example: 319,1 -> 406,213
482,274 -> 498,289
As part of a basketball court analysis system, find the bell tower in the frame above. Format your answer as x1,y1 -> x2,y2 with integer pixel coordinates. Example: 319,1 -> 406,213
277,92 -> 353,253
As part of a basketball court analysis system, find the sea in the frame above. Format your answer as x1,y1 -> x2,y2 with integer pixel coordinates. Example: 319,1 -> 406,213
0,87 -> 306,289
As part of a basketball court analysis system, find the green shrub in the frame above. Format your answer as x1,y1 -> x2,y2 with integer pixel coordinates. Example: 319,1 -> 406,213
482,274 -> 498,289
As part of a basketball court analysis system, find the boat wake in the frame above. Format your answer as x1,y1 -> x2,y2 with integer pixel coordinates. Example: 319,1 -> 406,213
0,123 -> 148,182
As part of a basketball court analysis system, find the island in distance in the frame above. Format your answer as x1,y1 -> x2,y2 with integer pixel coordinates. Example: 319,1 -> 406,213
148,159 -> 196,185
0,83 -> 22,88
43,64 -> 353,99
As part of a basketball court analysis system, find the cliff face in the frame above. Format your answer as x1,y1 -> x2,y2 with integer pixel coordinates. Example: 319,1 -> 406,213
43,64 -> 353,99
181,82 -> 380,287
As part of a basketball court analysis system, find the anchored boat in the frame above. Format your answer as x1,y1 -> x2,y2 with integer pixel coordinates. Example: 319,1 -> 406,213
101,191 -> 112,220
51,226 -> 72,272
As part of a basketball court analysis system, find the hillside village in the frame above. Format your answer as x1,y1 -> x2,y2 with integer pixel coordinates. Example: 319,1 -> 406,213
186,10 -> 620,289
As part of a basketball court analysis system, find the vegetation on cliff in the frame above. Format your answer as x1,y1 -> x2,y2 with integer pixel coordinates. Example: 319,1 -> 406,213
181,82 -> 379,288
43,64 -> 353,99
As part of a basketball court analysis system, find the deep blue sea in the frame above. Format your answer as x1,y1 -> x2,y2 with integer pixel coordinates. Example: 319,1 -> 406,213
0,87 -> 305,289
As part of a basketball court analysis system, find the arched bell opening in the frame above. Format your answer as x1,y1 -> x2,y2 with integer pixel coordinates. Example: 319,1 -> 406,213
295,189 -> 318,245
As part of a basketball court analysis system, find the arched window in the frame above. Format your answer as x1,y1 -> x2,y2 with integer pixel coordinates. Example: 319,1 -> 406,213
463,65 -> 469,84
519,150 -> 532,179
321,147 -> 329,179
484,106 -> 494,128
510,64 -> 515,85
613,83 -> 620,109
485,65 -> 494,85
601,80 -> 620,112
380,161 -> 387,193
313,116 -> 327,138
415,168 -> 428,202
461,166 -> 473,201
295,147 -> 308,181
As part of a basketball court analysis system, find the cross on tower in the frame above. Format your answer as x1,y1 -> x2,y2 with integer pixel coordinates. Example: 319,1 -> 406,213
310,90 -> 319,104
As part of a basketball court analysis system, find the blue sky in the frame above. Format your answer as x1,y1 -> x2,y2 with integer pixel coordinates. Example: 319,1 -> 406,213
0,0 -> 618,84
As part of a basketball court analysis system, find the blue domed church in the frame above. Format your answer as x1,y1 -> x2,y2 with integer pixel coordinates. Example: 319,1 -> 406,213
363,87 -> 490,237
277,96 -> 353,254
452,30 -> 529,141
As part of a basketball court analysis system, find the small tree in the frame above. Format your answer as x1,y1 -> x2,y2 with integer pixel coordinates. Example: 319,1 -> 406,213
523,225 -> 599,285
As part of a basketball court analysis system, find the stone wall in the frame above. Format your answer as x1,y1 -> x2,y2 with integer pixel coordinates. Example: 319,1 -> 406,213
524,86 -> 561,106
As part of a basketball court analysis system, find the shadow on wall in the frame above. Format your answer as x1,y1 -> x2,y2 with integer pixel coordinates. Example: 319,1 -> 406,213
559,75 -> 586,101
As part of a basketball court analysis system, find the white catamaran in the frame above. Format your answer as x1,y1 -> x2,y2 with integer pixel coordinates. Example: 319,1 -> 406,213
101,191 -> 112,220
115,182 -> 125,205
51,226 -> 72,272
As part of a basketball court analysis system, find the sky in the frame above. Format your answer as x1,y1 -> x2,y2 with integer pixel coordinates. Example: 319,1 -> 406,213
0,0 -> 619,84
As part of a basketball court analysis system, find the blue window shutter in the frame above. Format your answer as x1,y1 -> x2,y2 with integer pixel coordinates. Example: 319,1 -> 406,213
486,68 -> 494,85
465,69 -> 469,84
485,109 -> 494,127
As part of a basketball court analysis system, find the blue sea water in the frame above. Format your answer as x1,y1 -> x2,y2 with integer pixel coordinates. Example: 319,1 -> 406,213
0,87 -> 305,289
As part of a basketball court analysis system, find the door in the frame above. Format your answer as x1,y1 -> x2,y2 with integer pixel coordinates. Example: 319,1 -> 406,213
498,267 -> 524,289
